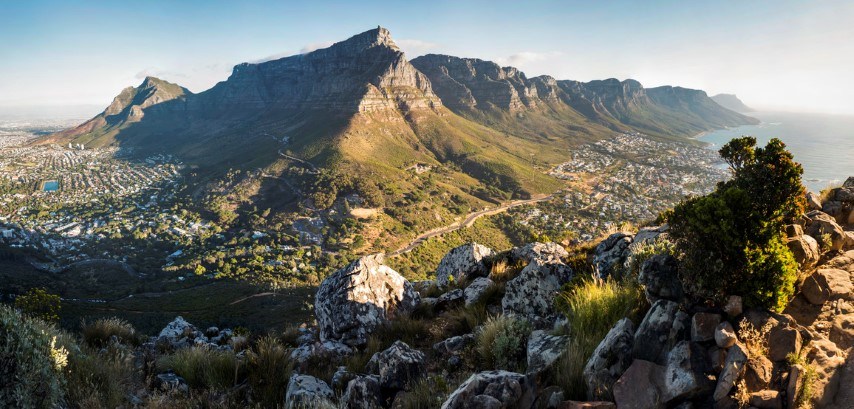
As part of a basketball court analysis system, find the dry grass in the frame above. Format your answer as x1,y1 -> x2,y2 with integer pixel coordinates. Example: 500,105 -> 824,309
246,336 -> 293,407
475,315 -> 531,371
81,317 -> 140,349
737,318 -> 772,358
156,347 -> 244,390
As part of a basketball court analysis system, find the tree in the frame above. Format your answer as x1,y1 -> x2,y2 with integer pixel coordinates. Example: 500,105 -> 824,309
668,137 -> 804,311
15,288 -> 61,322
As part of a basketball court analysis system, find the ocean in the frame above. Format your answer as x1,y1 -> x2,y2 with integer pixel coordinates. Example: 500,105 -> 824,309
699,111 -> 854,193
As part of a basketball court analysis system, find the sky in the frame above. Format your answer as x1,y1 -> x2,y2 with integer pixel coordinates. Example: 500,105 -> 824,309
1,0 -> 853,117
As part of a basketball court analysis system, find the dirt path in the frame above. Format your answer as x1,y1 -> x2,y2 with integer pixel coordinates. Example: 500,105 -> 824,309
389,194 -> 552,256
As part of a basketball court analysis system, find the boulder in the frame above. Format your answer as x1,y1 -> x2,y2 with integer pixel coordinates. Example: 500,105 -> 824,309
583,318 -> 635,400
289,339 -> 353,366
632,225 -> 669,246
749,390 -> 782,409
366,340 -> 426,390
804,211 -> 847,251
830,312 -> 854,350
332,366 -> 357,391
708,347 -> 727,373
436,243 -> 495,287
767,325 -> 802,362
341,375 -> 383,409
592,232 -> 633,278
835,186 -> 854,202
633,300 -> 686,365
743,356 -> 773,392
511,242 -> 568,263
714,321 -> 737,349
787,364 -> 804,409
691,312 -> 722,343
157,316 -> 203,349
613,360 -> 665,409
806,191 -> 823,210
441,370 -> 535,409
661,341 -> 714,403
713,343 -> 748,401
434,333 -> 476,355
464,277 -> 495,307
436,289 -> 465,310
723,295 -> 743,318
637,254 -> 684,304
801,268 -> 854,305
285,374 -> 334,408
526,330 -> 569,375
786,234 -> 820,268
806,337 -> 846,407
154,372 -> 188,393
315,254 -> 419,346
502,258 -> 573,323
785,224 -> 804,237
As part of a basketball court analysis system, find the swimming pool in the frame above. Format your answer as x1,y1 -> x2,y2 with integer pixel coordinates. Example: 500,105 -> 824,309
43,180 -> 59,192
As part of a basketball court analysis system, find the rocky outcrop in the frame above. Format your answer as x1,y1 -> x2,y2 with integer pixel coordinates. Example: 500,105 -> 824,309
502,258 -> 573,323
341,375 -> 383,409
583,318 -> 635,400
592,232 -> 632,278
315,254 -> 419,347
633,300 -> 687,365
511,242 -> 568,264
285,374 -> 334,408
637,254 -> 683,304
464,277 -> 494,307
441,371 -> 536,409
526,330 -> 569,375
804,210 -> 850,251
435,243 -> 495,287
366,341 -> 425,390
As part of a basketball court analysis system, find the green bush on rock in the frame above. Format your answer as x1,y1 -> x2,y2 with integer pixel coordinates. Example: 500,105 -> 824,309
476,315 -> 532,371
667,137 -> 804,311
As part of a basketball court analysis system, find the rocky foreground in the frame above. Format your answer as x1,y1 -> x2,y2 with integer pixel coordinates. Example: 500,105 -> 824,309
136,180 -> 854,408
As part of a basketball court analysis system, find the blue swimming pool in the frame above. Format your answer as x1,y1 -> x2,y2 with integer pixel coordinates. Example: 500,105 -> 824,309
43,180 -> 59,192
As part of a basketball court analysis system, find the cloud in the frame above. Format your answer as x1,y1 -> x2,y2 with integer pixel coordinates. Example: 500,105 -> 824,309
299,41 -> 334,54
495,51 -> 564,68
395,39 -> 439,57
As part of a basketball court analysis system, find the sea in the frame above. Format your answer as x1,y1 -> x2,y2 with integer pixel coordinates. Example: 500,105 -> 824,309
699,111 -> 854,193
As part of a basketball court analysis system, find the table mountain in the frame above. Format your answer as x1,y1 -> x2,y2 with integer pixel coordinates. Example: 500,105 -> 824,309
711,93 -> 755,113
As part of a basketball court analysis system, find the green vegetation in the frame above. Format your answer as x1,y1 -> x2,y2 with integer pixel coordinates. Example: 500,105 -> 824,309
157,347 -> 244,390
81,317 -> 140,349
667,137 -> 804,311
476,315 -> 532,372
14,287 -> 61,322
245,336 -> 294,407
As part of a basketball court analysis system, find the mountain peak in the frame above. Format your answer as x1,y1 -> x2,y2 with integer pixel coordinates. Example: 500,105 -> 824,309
322,26 -> 400,55
711,93 -> 754,113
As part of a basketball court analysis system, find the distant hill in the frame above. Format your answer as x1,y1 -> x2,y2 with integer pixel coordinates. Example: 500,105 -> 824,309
711,93 -> 754,113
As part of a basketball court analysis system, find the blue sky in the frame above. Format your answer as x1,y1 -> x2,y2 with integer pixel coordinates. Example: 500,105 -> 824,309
1,0 -> 852,115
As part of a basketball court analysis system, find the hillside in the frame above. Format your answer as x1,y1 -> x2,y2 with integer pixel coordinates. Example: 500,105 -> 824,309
712,93 -> 755,113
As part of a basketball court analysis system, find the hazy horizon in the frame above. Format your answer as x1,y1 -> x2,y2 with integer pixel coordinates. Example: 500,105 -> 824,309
2,0 -> 853,117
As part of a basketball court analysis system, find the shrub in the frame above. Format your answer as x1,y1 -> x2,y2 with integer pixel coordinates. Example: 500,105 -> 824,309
476,316 -> 531,371
668,137 -> 805,310
0,304 -> 67,407
787,346 -> 818,409
157,347 -> 244,389
246,336 -> 293,408
82,317 -> 140,349
14,287 -> 61,322
622,238 -> 675,279
63,344 -> 135,408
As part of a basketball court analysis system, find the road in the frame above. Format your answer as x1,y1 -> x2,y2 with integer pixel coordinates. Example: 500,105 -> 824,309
389,194 -> 552,256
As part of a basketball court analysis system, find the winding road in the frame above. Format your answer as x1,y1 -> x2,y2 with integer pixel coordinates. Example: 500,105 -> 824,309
389,193 -> 552,256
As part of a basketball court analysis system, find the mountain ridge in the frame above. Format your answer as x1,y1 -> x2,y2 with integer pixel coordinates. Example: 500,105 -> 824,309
711,93 -> 754,113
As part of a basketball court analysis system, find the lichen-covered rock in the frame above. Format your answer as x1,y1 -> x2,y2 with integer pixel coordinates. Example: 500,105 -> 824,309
341,375 -> 383,409
661,341 -> 714,403
285,374 -> 334,408
592,232 -> 633,278
502,258 -> 573,323
157,316 -> 205,349
434,333 -> 476,355
464,277 -> 495,307
441,370 -> 535,409
315,254 -> 419,346
583,318 -> 635,400
366,340 -> 425,390
526,330 -> 569,375
289,340 -> 353,365
638,254 -> 683,304
713,343 -> 748,401
436,289 -> 465,311
633,300 -> 685,365
436,243 -> 495,287
511,242 -> 568,263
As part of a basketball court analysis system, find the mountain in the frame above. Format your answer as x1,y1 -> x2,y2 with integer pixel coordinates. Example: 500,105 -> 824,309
711,93 -> 754,113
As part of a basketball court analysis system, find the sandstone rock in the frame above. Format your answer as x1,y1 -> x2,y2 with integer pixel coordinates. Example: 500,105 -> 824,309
366,340 -> 425,390
502,258 -> 573,323
786,234 -> 821,268
787,364 -> 804,409
749,390 -> 782,409
743,356 -> 773,392
441,370 -> 535,409
692,312 -> 722,343
315,254 -> 419,346
830,313 -> 854,350
583,318 -> 635,400
807,337 -> 846,407
713,343 -> 748,401
638,254 -> 684,304
709,346 -> 727,373
835,186 -> 854,202
723,295 -> 743,318
804,211 -> 848,251
632,225 -> 669,246
592,232 -> 633,278
715,321 -> 738,348
801,268 -> 854,305
768,325 -> 802,362
157,316 -> 202,349
341,375 -> 383,409
511,242 -> 568,263
526,330 -> 569,375
436,289 -> 465,310
634,300 -> 684,364
436,243 -> 495,287
613,359 -> 665,409
465,277 -> 495,307
285,374 -> 334,408
661,341 -> 714,403
806,191 -> 823,210
434,333 -> 476,355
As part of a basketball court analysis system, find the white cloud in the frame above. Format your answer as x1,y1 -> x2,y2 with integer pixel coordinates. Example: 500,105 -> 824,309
299,41 -> 335,54
395,39 -> 438,57
495,51 -> 564,68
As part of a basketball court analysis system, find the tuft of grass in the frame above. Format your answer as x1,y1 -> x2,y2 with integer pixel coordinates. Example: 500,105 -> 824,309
818,182 -> 842,204
393,376 -> 453,409
737,318 -> 772,358
157,347 -> 244,390
475,315 -> 532,371
64,344 -> 136,408
787,346 -> 817,409
550,277 -> 646,400
246,336 -> 294,408
488,256 -> 527,284
278,325 -> 302,347
82,317 -> 140,349
436,303 -> 490,339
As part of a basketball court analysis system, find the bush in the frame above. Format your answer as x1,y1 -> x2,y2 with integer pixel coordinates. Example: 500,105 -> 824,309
63,344 -> 135,408
246,336 -> 293,408
550,278 -> 645,400
157,347 -> 244,389
668,137 -> 804,310
476,316 -> 531,371
82,318 -> 140,349
14,287 -> 61,322
0,304 -> 67,408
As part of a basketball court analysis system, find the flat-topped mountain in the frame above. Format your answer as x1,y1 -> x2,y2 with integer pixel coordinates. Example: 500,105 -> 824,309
711,93 -> 754,113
